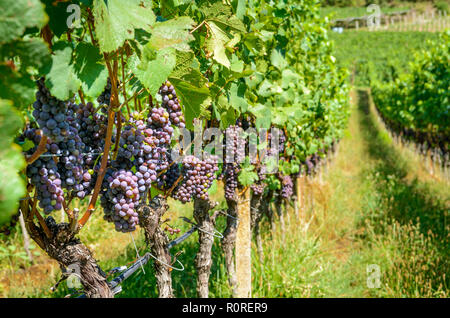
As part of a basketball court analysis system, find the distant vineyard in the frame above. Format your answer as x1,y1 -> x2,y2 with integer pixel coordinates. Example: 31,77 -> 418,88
329,31 -> 440,86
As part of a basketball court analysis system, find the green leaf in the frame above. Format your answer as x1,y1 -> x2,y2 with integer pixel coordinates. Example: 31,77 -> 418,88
0,0 -> 47,43
270,49 -> 287,70
168,78 -> 211,130
41,0 -> 71,38
131,47 -> 177,98
205,21 -> 230,68
93,0 -> 156,53
207,179 -> 218,196
230,54 -> 244,73
73,42 -> 108,98
0,100 -> 26,226
250,104 -> 271,129
0,38 -> 51,72
234,0 -> 246,20
229,82 -> 247,113
0,67 -> 36,108
238,164 -> 258,187
45,42 -> 81,100
147,17 -> 194,52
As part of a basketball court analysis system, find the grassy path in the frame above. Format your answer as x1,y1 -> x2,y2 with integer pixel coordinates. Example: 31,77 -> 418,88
252,89 -> 448,298
1,89 -> 448,298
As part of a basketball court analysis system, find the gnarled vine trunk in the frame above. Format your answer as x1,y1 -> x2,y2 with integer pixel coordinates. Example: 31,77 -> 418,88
193,198 -> 217,298
40,217 -> 113,298
250,191 -> 264,263
222,196 -> 238,297
275,195 -> 285,241
138,195 -> 174,298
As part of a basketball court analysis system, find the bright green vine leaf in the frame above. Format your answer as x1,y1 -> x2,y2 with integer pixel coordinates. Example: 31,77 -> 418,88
93,0 -> 156,53
169,78 -> 211,130
44,42 -> 81,100
206,21 -> 231,68
131,47 -> 177,98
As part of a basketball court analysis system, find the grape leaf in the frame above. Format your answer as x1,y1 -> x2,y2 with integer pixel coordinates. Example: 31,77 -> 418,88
168,78 -> 211,130
147,17 -> 194,52
73,42 -> 108,98
93,0 -> 156,53
44,42 -> 81,100
0,66 -> 36,108
238,164 -> 258,187
0,38 -> 51,72
130,47 -> 177,98
270,48 -> 287,70
205,21 -> 231,68
0,100 -> 26,226
0,0 -> 47,43
41,0 -> 72,38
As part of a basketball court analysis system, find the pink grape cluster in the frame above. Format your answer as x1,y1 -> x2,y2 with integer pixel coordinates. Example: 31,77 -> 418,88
173,155 -> 219,203
101,170 -> 140,233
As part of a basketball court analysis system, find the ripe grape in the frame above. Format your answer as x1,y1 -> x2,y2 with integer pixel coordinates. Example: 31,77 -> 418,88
32,78 -> 69,143
159,81 -> 186,128
280,174 -> 293,199
100,170 -> 140,233
172,155 -> 219,203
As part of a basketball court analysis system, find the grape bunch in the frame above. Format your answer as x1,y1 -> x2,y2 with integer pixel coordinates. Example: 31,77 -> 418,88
157,159 -> 181,191
97,77 -> 112,112
267,128 -> 286,154
172,155 -> 219,203
100,170 -> 140,233
251,167 -> 266,196
223,163 -> 239,200
280,174 -> 293,199
69,102 -> 108,168
223,125 -> 246,201
100,106 -> 176,232
114,109 -> 174,194
32,78 -> 70,143
159,81 -> 185,128
25,156 -> 65,214
164,225 -> 181,235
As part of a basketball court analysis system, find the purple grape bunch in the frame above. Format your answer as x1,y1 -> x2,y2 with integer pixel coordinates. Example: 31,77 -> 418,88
101,170 -> 140,233
280,174 -> 293,199
223,125 -> 246,200
172,155 -> 219,203
157,159 -> 181,191
99,100 -> 177,232
32,78 -> 70,143
251,167 -> 266,196
69,101 -> 108,168
24,129 -> 64,214
97,77 -> 112,114
159,80 -> 186,128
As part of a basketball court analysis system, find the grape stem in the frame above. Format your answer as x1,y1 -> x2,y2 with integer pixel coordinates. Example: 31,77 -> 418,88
78,54 -> 118,230
26,130 -> 48,165
164,174 -> 183,199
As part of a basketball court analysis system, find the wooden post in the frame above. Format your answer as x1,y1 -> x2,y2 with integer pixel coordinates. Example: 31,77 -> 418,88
235,188 -> 251,298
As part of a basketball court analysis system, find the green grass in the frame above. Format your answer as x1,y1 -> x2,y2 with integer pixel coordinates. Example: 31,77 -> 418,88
1,89 -> 448,298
